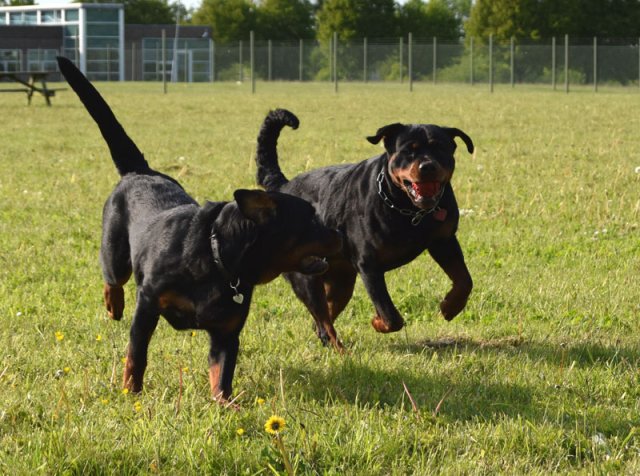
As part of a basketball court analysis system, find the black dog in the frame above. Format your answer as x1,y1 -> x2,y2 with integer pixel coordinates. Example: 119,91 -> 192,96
256,109 -> 474,350
57,58 -> 341,405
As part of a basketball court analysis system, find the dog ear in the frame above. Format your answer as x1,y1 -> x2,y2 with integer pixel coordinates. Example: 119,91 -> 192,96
444,128 -> 474,154
234,189 -> 277,225
366,123 -> 405,153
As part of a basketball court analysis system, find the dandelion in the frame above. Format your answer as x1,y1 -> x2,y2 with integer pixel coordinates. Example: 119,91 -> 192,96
96,334 -> 102,342
122,388 -> 129,395
264,415 -> 286,435
55,331 -> 64,342
101,398 -> 109,405
182,366 -> 189,373
63,367 -> 71,374
256,397 -> 265,405
236,428 -> 245,436
264,415 -> 292,475
133,401 -> 142,412
191,331 -> 197,337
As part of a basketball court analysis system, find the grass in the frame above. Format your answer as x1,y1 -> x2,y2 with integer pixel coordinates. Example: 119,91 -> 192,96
1,80 -> 639,474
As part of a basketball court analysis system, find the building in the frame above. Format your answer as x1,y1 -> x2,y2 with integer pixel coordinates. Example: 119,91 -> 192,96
0,3 -> 212,81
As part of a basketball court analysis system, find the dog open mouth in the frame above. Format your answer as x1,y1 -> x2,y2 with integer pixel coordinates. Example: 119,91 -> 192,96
404,180 -> 443,205
298,255 -> 329,275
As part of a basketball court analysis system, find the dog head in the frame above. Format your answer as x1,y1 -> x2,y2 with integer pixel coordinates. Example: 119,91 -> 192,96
368,123 -> 474,209
223,190 -> 342,284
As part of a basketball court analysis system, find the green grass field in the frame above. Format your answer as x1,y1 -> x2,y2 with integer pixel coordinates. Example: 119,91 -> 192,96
1,81 -> 639,474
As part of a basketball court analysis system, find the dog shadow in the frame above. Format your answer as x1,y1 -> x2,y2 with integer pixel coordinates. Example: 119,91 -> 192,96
287,336 -> 636,436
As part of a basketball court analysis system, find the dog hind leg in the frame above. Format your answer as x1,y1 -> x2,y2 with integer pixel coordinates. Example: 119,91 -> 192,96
286,272 -> 344,352
100,211 -> 132,320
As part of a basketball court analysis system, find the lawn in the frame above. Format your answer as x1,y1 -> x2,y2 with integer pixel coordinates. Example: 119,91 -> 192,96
0,80 -> 638,474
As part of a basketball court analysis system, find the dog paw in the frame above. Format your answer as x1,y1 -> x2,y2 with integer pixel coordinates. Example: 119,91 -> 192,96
371,315 -> 404,333
104,284 -> 124,321
439,297 -> 467,321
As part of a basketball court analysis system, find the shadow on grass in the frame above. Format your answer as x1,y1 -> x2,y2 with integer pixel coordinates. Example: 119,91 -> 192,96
286,336 -> 638,437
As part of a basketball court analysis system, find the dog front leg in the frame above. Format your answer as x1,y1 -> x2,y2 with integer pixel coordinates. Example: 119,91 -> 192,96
360,272 -> 405,333
428,236 -> 473,321
207,331 -> 240,407
123,291 -> 159,392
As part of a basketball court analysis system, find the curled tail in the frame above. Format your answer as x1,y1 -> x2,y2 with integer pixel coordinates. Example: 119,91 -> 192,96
255,108 -> 299,191
56,56 -> 149,176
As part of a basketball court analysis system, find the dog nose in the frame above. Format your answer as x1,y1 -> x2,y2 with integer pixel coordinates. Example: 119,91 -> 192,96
419,161 -> 437,174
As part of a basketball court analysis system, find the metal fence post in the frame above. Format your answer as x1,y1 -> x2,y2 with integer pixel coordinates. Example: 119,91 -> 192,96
564,34 -> 569,93
489,34 -> 493,92
433,37 -> 437,84
593,36 -> 597,92
239,40 -> 243,82
470,37 -> 474,86
399,37 -> 403,83
363,37 -> 368,83
299,39 -> 303,81
510,37 -> 514,87
250,31 -> 255,93
333,31 -> 338,93
408,33 -> 413,91
162,29 -> 167,93
210,38 -> 215,82
131,41 -> 135,81
552,37 -> 556,90
268,39 -> 272,81
329,35 -> 333,83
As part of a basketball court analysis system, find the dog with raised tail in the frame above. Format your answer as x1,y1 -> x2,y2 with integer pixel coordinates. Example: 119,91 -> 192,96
256,108 -> 474,351
57,58 -> 342,406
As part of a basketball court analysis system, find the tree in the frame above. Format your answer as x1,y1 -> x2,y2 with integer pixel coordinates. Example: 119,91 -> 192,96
192,0 -> 257,42
256,0 -> 315,40
316,0 -> 397,42
123,0 -> 175,24
397,0 -> 461,41
2,0 -> 34,4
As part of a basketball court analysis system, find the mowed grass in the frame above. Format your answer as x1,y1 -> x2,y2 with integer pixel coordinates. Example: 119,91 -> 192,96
1,80 -> 639,474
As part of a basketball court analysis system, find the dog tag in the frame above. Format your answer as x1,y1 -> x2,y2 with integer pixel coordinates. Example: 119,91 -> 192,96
433,208 -> 447,221
232,293 -> 244,305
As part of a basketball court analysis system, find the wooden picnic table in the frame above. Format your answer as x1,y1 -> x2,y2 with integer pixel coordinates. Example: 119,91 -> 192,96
0,71 -> 63,106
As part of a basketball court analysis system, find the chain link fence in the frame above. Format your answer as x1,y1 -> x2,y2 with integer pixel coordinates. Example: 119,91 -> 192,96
3,34 -> 640,89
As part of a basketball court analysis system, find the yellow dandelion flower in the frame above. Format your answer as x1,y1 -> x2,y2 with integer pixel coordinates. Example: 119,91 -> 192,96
256,397 -> 265,405
134,401 -> 142,412
191,331 -> 197,337
122,388 -> 129,395
182,366 -> 189,373
236,428 -> 245,436
55,331 -> 64,342
264,415 -> 286,435
121,357 -> 127,364
101,398 -> 109,405
96,334 -> 102,342
63,367 -> 71,373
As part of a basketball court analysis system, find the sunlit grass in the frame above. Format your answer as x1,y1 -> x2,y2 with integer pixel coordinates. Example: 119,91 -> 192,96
0,81 -> 639,473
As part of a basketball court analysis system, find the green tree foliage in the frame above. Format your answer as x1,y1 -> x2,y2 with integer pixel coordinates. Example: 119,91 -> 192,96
397,0 -> 461,40
316,0 -> 397,42
192,0 -> 256,42
466,0 -> 640,42
256,0 -> 315,40
2,0 -> 34,5
123,0 -> 175,24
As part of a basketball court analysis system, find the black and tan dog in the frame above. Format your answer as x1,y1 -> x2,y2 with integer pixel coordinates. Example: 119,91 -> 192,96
256,109 -> 474,350
56,58 -> 341,405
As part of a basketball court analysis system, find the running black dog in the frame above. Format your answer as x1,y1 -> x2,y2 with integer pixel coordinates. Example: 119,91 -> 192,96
256,109 -> 474,350
57,58 -> 341,405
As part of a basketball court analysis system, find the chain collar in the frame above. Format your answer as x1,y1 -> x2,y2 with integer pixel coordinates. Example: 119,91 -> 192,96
210,232 -> 245,304
376,168 -> 445,226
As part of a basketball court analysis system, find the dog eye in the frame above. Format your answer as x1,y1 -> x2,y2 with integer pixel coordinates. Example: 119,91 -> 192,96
411,142 -> 419,150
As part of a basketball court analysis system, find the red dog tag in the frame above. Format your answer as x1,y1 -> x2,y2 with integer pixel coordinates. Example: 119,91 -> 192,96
433,208 -> 447,221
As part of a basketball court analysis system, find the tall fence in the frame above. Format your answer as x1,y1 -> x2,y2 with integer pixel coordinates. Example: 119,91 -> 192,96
2,34 -> 640,89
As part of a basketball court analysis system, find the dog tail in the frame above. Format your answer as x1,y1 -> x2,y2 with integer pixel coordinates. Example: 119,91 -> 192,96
255,108 -> 299,191
56,56 -> 149,176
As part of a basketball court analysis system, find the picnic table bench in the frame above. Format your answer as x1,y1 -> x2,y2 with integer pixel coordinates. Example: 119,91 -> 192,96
0,71 -> 65,106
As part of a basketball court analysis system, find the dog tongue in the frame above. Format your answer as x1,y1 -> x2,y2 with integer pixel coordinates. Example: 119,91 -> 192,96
412,181 -> 440,198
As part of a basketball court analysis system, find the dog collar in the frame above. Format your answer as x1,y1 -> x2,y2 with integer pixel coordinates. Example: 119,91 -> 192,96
376,168 -> 446,226
210,233 -> 245,305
